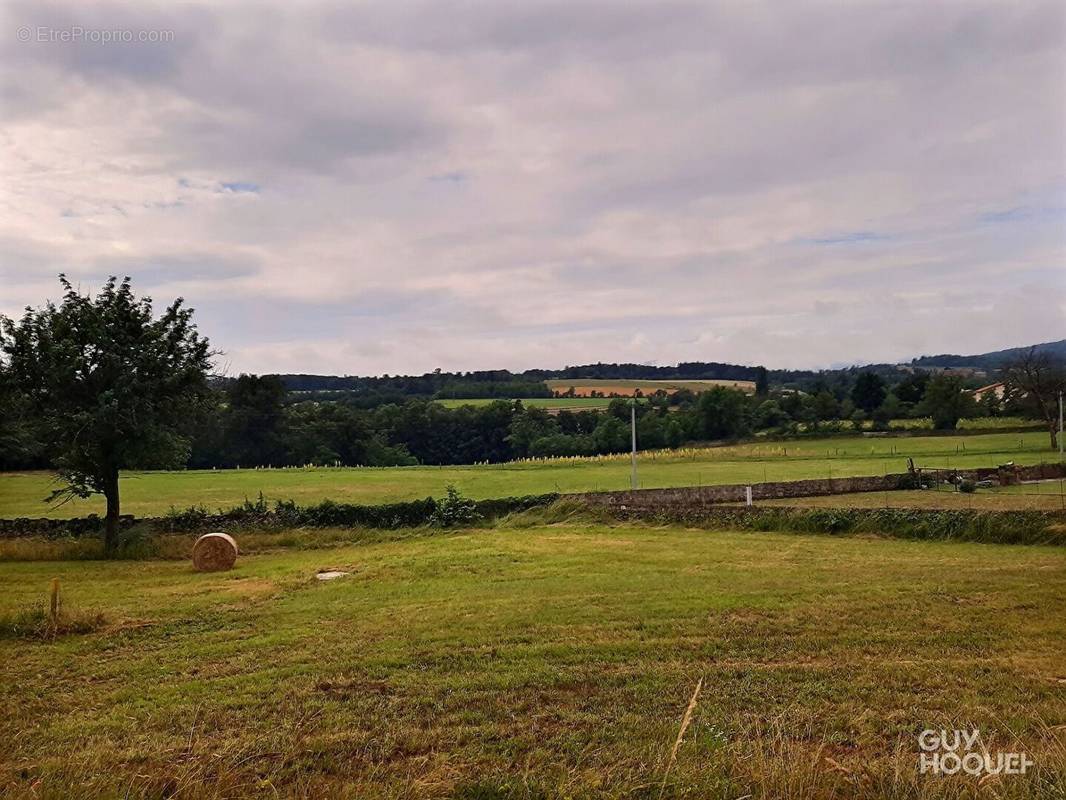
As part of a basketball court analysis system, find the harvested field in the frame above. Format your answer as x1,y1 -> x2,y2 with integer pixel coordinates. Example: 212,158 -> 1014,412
545,378 -> 756,396
1,523 -> 1063,798
435,396 -> 630,410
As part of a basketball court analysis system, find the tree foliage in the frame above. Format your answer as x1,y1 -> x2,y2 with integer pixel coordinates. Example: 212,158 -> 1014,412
919,375 -> 975,431
0,276 -> 213,553
696,386 -> 751,440
851,372 -> 887,413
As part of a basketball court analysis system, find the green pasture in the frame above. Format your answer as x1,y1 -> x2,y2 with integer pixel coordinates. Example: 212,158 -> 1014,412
757,479 -> 1066,511
0,431 -> 1058,519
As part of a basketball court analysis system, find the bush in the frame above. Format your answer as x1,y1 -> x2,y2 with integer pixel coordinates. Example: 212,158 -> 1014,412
430,486 -> 481,527
958,479 -> 976,493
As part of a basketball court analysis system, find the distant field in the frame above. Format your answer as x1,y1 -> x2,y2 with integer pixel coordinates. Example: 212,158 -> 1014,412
1,431 -> 1057,519
545,378 -> 756,396
435,396 -> 627,409
756,480 -> 1066,511
867,416 -> 1040,431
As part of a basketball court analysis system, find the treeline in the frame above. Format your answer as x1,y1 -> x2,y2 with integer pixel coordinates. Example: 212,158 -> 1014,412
192,378 -> 749,466
1,368 -> 1024,473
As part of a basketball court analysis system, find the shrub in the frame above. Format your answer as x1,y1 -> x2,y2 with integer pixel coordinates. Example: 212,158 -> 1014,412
430,486 -> 481,527
4,493 -> 563,545
958,479 -> 976,494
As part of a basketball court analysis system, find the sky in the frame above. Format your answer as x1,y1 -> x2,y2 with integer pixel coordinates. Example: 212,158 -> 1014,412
2,0 -> 1064,377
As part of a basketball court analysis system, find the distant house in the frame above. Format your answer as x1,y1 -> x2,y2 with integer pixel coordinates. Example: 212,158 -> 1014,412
972,382 -> 1006,401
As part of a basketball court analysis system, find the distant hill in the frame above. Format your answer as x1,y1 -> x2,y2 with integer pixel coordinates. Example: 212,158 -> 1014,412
213,341 -> 1062,405
274,361 -> 764,393
250,362 -> 767,407
909,339 -> 1066,369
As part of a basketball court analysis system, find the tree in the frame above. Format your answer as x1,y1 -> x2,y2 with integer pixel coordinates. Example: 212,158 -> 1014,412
0,276 -> 213,554
664,417 -> 685,448
754,366 -> 769,396
1002,348 -> 1066,450
919,375 -> 975,431
850,372 -> 887,413
637,411 -> 666,450
812,390 -> 840,421
877,392 -> 903,424
895,372 -> 929,405
0,379 -> 44,470
224,374 -> 288,466
696,386 -> 750,440
506,406 -> 557,458
592,416 -> 629,453
978,388 -> 1001,418
753,399 -> 789,430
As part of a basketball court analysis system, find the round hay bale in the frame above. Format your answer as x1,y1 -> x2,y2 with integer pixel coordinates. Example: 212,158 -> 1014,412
192,532 -> 238,572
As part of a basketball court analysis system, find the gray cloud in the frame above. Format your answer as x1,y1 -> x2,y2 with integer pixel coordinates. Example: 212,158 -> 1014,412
1,0 -> 1063,374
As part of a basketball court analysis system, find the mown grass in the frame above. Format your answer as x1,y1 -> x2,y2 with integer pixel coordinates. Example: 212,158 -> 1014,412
0,431 -> 1057,519
756,481 -> 1066,511
0,522 -> 1063,798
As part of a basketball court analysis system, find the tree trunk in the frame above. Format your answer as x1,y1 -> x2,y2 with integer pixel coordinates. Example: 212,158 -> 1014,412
103,467 -> 121,556
1051,420 -> 1059,452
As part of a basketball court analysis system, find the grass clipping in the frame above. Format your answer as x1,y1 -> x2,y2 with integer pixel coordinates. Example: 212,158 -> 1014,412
191,532 -> 238,571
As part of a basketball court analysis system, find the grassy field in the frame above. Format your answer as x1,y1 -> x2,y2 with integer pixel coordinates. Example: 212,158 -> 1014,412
755,481 -> 1066,511
1,431 -> 1058,519
1,521 -> 1063,798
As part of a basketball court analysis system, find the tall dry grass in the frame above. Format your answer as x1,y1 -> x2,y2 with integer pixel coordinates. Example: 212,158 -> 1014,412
660,715 -> 1066,800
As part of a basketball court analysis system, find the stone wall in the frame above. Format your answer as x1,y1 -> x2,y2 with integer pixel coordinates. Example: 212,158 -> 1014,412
916,462 -> 1065,485
574,473 -> 906,509
574,462 -> 1066,510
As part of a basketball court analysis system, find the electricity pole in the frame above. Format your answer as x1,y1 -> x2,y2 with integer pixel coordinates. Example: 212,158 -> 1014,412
1059,390 -> 1063,460
630,399 -> 638,490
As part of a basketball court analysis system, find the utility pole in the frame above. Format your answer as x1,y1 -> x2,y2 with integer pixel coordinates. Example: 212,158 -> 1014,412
1059,390 -> 1063,461
630,399 -> 638,490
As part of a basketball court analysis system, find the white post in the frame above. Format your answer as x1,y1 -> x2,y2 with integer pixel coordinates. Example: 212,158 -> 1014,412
630,401 -> 638,490
745,485 -> 753,507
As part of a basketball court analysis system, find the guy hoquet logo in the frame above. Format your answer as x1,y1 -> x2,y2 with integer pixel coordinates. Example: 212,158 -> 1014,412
918,729 -> 1033,777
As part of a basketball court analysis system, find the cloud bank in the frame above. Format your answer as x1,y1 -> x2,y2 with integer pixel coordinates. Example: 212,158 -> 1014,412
2,0 -> 1064,374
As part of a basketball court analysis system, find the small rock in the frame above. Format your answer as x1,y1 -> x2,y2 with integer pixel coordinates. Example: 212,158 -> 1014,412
316,571 -> 350,581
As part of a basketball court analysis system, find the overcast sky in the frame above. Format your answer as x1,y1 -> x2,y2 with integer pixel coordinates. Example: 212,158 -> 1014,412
2,1 -> 1064,376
